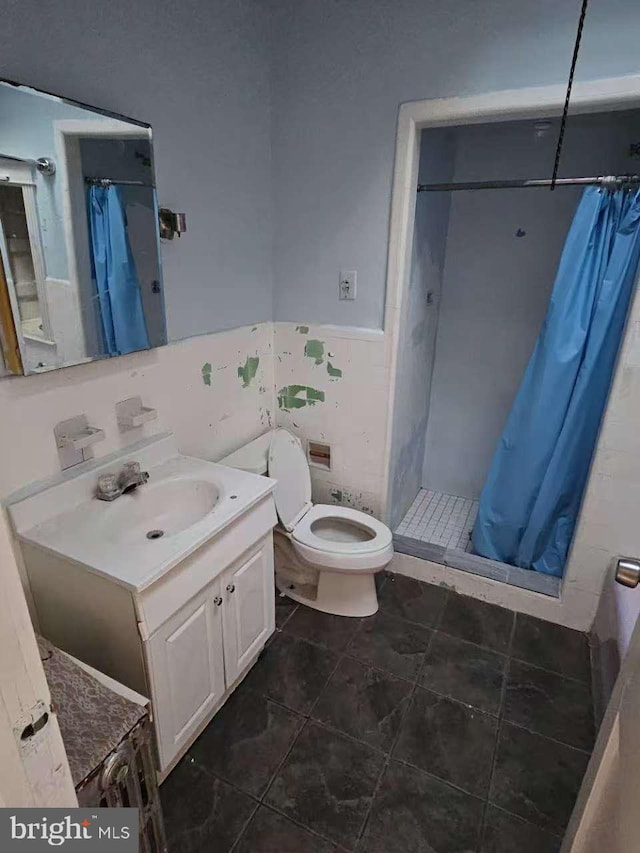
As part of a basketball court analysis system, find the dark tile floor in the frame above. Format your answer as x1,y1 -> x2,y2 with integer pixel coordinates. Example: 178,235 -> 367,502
161,572 -> 595,853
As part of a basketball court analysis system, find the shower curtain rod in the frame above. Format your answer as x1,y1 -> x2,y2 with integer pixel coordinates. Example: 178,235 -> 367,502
417,174 -> 640,193
85,177 -> 153,187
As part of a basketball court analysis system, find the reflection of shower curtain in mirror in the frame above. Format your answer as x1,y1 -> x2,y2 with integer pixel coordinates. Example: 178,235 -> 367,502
87,185 -> 149,356
473,187 -> 640,577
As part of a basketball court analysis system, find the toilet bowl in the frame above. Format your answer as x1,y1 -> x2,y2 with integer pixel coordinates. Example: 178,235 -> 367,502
220,428 -> 393,617
269,428 -> 393,617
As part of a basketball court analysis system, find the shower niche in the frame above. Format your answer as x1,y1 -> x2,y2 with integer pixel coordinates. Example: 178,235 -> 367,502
389,108 -> 640,597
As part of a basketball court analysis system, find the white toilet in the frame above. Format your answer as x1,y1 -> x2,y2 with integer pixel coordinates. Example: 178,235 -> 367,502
220,428 -> 394,617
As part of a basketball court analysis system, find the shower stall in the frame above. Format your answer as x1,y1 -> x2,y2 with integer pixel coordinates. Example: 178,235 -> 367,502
389,108 -> 640,597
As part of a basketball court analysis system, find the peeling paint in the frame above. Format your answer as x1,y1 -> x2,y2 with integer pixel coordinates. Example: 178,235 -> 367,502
201,362 -> 212,386
327,361 -> 342,379
326,485 -> 376,515
237,355 -> 260,388
304,339 -> 325,365
277,384 -> 325,411
296,325 -> 309,334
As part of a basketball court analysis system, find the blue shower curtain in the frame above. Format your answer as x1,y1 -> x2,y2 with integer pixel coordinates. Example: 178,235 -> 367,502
473,187 -> 640,577
87,184 -> 150,356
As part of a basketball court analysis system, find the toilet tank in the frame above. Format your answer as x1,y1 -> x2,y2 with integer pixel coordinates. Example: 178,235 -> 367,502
218,430 -> 274,475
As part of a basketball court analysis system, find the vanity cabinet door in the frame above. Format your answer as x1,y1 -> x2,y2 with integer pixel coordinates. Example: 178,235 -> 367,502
221,540 -> 275,686
146,578 -> 226,771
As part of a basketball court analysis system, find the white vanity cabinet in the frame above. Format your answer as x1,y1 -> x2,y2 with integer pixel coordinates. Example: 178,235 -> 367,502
11,436 -> 279,778
145,539 -> 274,771
146,577 -> 227,770
221,547 -> 273,682
21,521 -> 276,777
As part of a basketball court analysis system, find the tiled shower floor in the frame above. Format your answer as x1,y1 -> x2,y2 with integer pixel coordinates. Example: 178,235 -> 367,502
160,574 -> 593,852
396,489 -> 478,550
394,489 -> 561,598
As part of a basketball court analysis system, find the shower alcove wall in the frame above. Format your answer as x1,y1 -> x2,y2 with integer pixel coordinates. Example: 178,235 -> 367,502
389,107 -> 640,599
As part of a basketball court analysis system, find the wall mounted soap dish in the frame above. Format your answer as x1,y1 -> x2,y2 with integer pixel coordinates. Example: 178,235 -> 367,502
54,415 -> 105,470
116,396 -> 158,432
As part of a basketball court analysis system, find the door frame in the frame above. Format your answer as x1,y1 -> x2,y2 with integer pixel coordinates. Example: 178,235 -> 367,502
0,158 -> 53,352
0,508 -> 76,806
381,74 -> 640,629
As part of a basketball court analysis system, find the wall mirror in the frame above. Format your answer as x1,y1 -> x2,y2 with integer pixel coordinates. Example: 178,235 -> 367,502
0,79 -> 166,376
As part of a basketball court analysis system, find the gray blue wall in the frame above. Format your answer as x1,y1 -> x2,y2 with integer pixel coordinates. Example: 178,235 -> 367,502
4,0 -> 640,342
270,0 -> 640,330
422,111 -> 640,499
0,0 -> 274,342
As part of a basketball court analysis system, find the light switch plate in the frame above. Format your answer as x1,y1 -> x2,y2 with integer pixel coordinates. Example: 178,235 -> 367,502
339,270 -> 357,300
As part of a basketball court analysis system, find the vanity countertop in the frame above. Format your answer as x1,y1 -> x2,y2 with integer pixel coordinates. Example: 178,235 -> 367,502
9,434 -> 277,593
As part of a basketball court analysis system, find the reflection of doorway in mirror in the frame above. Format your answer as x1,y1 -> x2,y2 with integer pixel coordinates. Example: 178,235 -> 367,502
0,243 -> 23,374
0,186 -> 39,328
0,179 -> 59,372
0,79 -> 167,374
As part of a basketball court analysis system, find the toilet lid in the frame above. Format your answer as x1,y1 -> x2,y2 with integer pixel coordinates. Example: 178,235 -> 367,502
268,428 -> 312,531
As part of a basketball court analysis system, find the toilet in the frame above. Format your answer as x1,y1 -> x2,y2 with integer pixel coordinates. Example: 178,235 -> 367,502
220,428 -> 393,617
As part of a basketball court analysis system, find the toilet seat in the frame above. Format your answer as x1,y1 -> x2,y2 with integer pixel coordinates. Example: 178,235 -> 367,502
292,504 -> 392,556
268,428 -> 393,575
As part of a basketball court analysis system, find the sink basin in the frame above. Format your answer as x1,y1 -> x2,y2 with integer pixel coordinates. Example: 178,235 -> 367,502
101,478 -> 220,544
8,433 -> 277,591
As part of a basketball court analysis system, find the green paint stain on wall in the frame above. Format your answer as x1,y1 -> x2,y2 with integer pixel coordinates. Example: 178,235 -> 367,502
237,355 -> 260,388
277,385 -> 326,411
304,339 -> 325,365
327,361 -> 342,379
251,326 -> 258,331
201,362 -> 212,386
296,325 -> 309,334
331,489 -> 343,502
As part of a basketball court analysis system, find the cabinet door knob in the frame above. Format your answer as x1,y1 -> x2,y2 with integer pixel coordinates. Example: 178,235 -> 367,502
226,583 -> 235,594
214,596 -> 223,606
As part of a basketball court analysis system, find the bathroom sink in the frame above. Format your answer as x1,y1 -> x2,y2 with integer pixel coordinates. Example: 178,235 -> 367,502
101,478 -> 220,544
8,432 -> 277,591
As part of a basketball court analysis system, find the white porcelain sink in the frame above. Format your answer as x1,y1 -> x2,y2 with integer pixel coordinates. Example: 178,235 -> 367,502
8,433 -> 277,591
101,478 -> 221,545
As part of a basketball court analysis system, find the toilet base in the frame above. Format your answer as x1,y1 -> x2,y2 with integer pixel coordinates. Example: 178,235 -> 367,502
276,569 -> 379,618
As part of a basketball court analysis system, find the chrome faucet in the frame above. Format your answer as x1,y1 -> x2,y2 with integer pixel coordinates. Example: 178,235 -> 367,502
96,461 -> 149,501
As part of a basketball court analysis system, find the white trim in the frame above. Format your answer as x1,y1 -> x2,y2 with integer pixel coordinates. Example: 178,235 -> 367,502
0,167 -> 59,358
0,158 -> 34,186
22,185 -> 53,340
0,212 -> 28,370
52,118 -> 151,139
276,321 -> 384,342
0,168 -> 51,357
381,73 -> 640,630
0,509 -> 76,806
